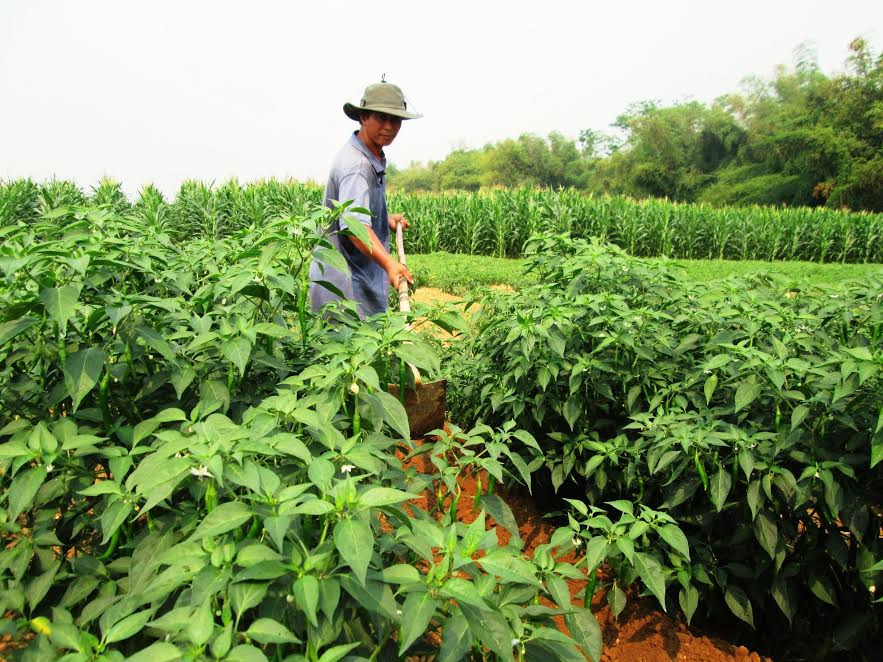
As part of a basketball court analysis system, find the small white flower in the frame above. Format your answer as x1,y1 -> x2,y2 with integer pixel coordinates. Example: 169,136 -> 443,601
572,535 -> 583,547
814,470 -> 820,479
191,465 -> 213,478
154,278 -> 161,283
148,354 -> 154,360
286,594 -> 295,603
870,585 -> 876,594
396,609 -> 403,617
45,464 -> 54,473
349,382 -> 360,395
704,369 -> 712,375
511,638 -> 520,647
221,298 -> 227,305
113,378 -> 118,383
341,464 -> 355,474
174,452 -> 183,458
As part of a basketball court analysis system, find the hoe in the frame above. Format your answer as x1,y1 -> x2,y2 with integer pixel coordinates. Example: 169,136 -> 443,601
386,222 -> 447,437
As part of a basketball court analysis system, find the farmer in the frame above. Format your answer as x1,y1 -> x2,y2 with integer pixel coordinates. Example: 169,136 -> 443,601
308,79 -> 421,319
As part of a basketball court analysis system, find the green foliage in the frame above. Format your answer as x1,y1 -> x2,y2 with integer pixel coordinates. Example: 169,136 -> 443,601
448,234 -> 883,655
0,203 -> 601,661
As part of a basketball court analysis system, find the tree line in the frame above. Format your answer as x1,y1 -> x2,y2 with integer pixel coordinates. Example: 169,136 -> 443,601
389,38 -> 883,212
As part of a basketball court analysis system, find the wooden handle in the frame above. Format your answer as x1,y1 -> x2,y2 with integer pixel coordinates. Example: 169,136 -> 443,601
395,222 -> 410,313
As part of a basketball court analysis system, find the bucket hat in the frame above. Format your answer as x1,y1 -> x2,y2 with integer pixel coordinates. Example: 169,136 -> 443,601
344,80 -> 422,121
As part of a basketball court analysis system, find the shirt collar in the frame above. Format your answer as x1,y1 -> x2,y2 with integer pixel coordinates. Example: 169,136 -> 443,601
349,131 -> 386,175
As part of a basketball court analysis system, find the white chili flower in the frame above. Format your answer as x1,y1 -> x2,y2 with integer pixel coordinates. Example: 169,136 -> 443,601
221,298 -> 227,305
191,465 -> 213,479
396,609 -> 403,617
511,639 -> 520,647
45,464 -> 54,473
340,464 -> 355,474
870,585 -> 876,594
349,382 -> 360,395
572,535 -> 583,547
286,594 -> 295,603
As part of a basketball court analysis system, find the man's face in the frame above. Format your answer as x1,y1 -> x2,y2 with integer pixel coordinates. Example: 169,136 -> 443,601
360,111 -> 402,149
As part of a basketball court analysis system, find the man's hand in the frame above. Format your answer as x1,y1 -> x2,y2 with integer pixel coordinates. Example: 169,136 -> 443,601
389,213 -> 410,231
386,262 -> 414,289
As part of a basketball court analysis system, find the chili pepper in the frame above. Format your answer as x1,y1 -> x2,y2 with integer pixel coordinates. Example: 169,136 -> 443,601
123,341 -> 134,378
97,528 -> 120,560
473,474 -> 483,513
298,275 -> 309,351
399,359 -> 407,405
221,600 -> 232,626
246,516 -> 261,539
694,450 -> 709,492
57,337 -> 67,366
205,481 -> 218,513
351,383 -> 361,436
585,566 -> 598,608
99,368 -> 111,427
486,474 -> 496,496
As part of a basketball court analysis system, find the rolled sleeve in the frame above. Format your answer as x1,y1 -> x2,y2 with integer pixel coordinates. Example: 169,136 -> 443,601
336,171 -> 371,231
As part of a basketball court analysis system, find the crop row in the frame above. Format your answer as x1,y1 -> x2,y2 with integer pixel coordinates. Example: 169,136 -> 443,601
2,179 -> 882,263
447,234 -> 883,656
0,203 -> 609,660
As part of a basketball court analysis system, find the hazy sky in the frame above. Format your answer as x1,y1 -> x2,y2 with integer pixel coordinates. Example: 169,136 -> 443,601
1,0 -> 880,197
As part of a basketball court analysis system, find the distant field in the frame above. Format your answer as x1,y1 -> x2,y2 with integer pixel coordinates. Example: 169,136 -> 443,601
409,251 -> 883,294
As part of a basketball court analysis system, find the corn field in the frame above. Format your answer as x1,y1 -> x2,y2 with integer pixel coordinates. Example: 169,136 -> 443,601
2,179 -> 881,262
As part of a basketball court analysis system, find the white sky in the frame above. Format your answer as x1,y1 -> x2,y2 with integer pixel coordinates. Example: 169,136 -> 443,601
1,0 -> 880,198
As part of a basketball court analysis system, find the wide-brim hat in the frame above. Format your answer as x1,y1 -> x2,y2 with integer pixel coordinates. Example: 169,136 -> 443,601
344,81 -> 422,121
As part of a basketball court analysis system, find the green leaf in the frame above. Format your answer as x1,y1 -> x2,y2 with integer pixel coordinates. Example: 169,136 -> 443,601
363,390 -> 410,440
678,585 -> 699,624
438,577 -> 488,609
357,487 -> 417,509
187,601 -> 214,646
246,617 -> 300,644
40,285 -> 80,332
25,561 -> 59,611
704,373 -> 718,404
333,517 -> 373,585
657,523 -> 690,561
632,552 -> 667,611
381,564 -> 420,585
753,511 -> 778,560
709,466 -> 732,512
190,501 -> 252,540
316,642 -> 360,662
0,317 -> 37,348
608,582 -> 627,619
226,644 -> 270,662
481,495 -> 522,545
125,641 -> 183,662
565,607 -> 602,662
790,405 -> 809,432
478,550 -> 540,586
222,337 -> 252,378
136,323 -> 177,361
292,575 -> 319,627
212,623 -> 233,659
399,591 -> 438,655
809,574 -> 838,606
460,604 -> 515,662
394,340 -> 440,375
100,499 -> 133,544
105,609 -> 154,644
8,466 -> 47,521
771,576 -> 795,625
734,381 -> 761,413
724,585 -> 755,628
63,348 -> 105,411
229,582 -> 268,618
583,536 -> 609,572
439,612 -> 473,662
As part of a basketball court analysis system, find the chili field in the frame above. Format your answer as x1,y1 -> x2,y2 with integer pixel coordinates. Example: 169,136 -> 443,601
0,181 -> 881,661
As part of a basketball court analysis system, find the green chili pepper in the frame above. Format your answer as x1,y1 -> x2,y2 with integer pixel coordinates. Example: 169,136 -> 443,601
694,450 -> 709,492
205,481 -> 218,513
585,566 -> 598,608
486,474 -> 496,496
246,516 -> 261,540
99,368 -> 111,427
97,528 -> 120,560
399,359 -> 407,405
473,475 -> 483,513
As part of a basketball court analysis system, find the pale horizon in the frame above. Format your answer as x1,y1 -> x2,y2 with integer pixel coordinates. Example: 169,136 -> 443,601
1,0 -> 880,199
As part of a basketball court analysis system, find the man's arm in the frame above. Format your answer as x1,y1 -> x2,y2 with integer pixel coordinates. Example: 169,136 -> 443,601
346,230 -> 413,288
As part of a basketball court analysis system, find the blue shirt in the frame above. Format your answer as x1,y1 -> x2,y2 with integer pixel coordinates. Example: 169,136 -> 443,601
308,132 -> 390,318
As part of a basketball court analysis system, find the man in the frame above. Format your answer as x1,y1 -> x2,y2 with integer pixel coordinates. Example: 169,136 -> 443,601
309,79 -> 421,319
